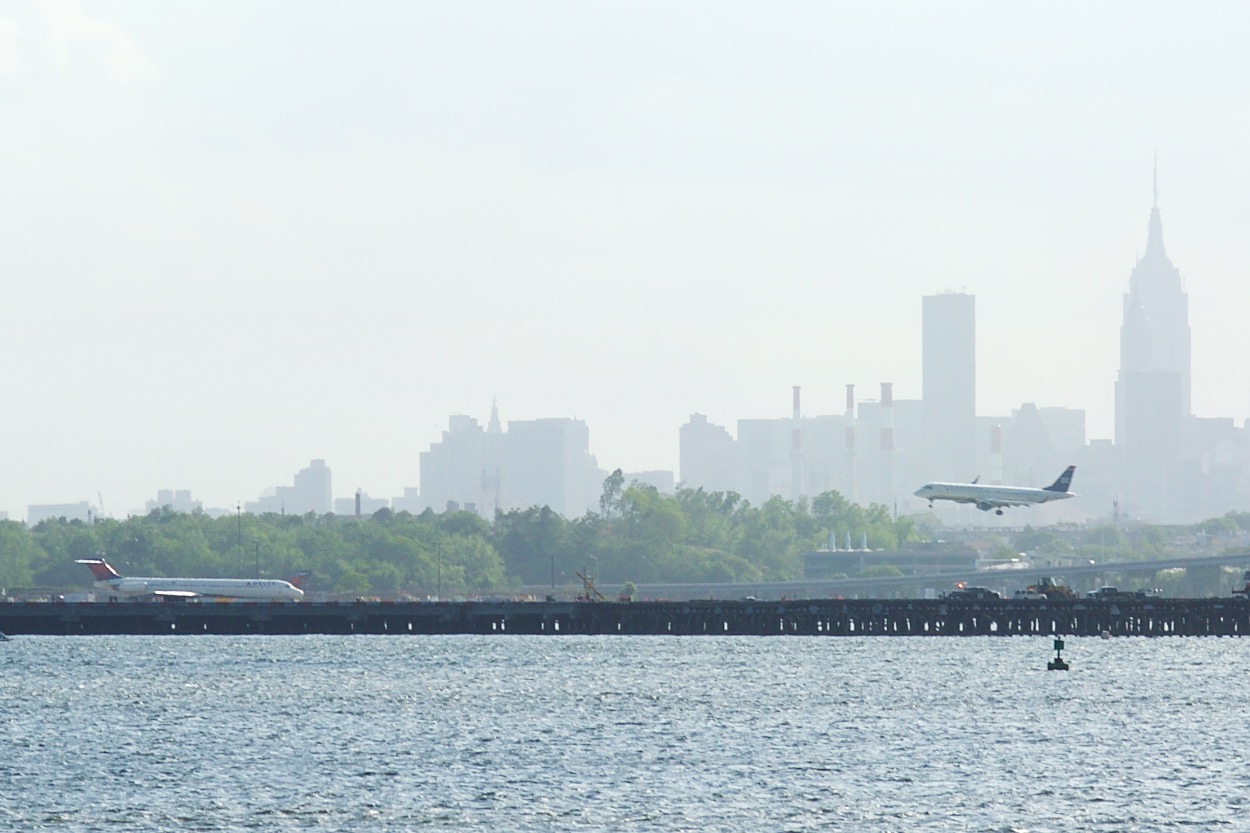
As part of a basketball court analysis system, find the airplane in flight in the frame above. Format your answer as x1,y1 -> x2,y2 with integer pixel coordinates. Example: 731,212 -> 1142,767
76,559 -> 304,601
914,466 -> 1076,516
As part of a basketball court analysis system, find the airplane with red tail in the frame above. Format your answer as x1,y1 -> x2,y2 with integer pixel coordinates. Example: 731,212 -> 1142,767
76,559 -> 304,601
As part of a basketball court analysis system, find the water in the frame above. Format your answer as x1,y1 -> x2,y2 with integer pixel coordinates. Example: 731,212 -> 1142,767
3,635 -> 1250,832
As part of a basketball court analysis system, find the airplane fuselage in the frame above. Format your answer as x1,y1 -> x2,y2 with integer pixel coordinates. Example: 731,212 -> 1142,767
913,483 -> 1072,508
91,576 -> 304,601
914,466 -> 1077,514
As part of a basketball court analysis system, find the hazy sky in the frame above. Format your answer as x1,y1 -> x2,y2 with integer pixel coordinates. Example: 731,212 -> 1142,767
3,2 -> 1249,517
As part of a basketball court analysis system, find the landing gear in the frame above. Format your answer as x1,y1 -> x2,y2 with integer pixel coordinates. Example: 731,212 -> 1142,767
928,501 -> 934,509
995,509 -> 1004,516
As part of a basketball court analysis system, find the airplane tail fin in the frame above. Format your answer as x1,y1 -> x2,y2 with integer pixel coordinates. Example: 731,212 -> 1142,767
1044,466 -> 1076,493
75,559 -> 121,581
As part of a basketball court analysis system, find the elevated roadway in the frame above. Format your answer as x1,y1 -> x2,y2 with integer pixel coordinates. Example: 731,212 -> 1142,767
569,551 -> 1250,601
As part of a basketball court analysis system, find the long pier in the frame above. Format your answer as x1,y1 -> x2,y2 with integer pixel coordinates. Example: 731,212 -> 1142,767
5,597 -> 1250,636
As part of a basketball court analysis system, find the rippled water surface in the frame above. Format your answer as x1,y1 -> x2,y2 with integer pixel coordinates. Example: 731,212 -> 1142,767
4,635 -> 1250,831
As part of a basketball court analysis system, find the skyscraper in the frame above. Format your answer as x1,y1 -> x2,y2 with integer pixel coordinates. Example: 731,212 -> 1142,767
246,459 -> 332,516
922,292 -> 976,481
420,408 -> 601,519
679,413 -> 737,494
1114,171 -> 1191,516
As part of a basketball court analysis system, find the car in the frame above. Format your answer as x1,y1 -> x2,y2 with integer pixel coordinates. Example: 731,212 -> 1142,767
1087,586 -> 1141,600
1088,586 -> 1154,600
946,586 -> 1001,600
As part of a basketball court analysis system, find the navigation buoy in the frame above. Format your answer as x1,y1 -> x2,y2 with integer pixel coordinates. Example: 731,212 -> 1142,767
1047,637 -> 1069,671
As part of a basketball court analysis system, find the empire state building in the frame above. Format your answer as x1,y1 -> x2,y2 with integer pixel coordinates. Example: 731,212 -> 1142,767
1114,173 -> 1191,515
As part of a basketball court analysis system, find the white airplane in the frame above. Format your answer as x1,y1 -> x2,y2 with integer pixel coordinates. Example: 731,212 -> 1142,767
914,465 -> 1076,516
76,559 -> 304,601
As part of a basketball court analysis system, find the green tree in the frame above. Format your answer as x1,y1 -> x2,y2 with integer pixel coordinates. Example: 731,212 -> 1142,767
493,506 -> 569,585
0,520 -> 46,588
600,469 -> 625,519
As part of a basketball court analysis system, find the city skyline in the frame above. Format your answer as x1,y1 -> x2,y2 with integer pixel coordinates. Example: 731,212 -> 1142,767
4,3 -> 1250,517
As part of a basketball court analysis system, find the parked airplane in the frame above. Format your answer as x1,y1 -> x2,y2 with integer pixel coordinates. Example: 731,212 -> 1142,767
76,559 -> 304,601
914,466 -> 1076,515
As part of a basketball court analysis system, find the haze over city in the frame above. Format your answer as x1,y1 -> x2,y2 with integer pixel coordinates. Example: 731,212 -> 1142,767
3,2 -> 1250,518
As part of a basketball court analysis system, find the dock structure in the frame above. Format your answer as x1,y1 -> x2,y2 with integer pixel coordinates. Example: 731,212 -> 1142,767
6,597 -> 1250,636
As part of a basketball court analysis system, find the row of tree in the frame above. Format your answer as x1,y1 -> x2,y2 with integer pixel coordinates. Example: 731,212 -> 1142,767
3,472 -> 1248,596
1,477 -> 915,595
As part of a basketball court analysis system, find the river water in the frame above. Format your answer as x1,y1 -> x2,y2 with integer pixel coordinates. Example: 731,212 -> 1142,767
3,635 -> 1249,832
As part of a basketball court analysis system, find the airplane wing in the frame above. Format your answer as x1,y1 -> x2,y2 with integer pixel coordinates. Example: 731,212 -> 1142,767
975,499 -> 1031,512
152,590 -> 199,598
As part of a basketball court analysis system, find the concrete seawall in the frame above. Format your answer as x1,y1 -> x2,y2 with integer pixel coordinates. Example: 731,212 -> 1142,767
5,597 -> 1250,636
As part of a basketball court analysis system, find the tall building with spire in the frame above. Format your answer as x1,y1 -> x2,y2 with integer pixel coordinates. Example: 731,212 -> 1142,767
1114,167 -> 1191,517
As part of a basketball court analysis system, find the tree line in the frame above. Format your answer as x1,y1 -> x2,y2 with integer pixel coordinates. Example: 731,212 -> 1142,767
0,477 -> 915,596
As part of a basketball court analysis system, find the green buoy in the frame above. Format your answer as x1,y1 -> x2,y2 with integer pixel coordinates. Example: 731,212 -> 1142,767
1047,636 -> 1069,671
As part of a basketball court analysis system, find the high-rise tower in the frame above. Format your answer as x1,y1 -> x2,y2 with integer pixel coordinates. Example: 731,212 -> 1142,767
1116,168 -> 1191,426
1114,168 -> 1191,515
922,292 -> 976,481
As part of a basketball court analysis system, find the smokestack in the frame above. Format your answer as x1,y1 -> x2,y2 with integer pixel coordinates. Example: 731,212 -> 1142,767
879,383 -> 894,450
791,386 -> 803,501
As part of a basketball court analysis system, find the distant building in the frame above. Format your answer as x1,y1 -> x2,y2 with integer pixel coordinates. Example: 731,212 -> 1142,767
246,459 -> 333,516
419,413 -> 499,515
419,403 -> 603,519
922,292 -> 976,482
1179,416 -> 1246,520
733,410 -> 850,506
735,417 -> 797,506
679,413 -> 736,493
144,489 -> 201,515
334,490 -> 388,518
502,418 -> 600,519
624,470 -> 675,494
1001,404 -> 1057,487
1113,178 -> 1193,519
855,388 -> 922,509
679,386 -> 923,511
390,487 -> 422,514
27,502 -> 93,525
